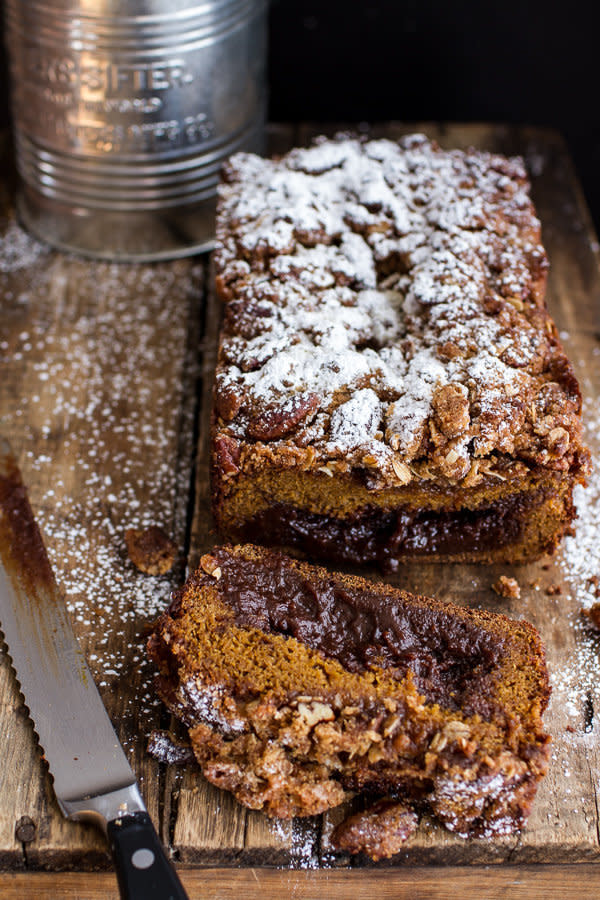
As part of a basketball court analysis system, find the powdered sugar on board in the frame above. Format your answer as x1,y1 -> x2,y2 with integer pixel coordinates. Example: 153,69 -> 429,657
0,215 -> 47,273
1,218 -> 201,734
549,392 -> 600,728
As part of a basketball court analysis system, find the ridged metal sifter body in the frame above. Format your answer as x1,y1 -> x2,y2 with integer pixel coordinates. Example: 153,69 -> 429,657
3,0 -> 267,260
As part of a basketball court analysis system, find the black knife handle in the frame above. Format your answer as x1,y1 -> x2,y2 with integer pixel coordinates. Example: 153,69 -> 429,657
107,811 -> 189,900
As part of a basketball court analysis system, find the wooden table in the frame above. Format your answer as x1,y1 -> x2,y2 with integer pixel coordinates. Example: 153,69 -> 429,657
1,123 -> 600,898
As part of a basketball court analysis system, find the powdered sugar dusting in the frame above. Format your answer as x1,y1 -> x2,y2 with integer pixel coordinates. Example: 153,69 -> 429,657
180,677 -> 246,734
560,395 -> 600,604
550,393 -> 600,726
2,230 -> 201,736
328,389 -> 383,452
215,135 -> 582,488
0,216 -> 47,272
432,772 -> 514,839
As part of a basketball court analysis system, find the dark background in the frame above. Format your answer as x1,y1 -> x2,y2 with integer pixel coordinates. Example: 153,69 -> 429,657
1,1 -> 599,232
267,1 -> 600,233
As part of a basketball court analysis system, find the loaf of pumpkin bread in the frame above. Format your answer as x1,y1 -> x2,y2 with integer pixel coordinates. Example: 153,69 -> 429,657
211,135 -> 589,568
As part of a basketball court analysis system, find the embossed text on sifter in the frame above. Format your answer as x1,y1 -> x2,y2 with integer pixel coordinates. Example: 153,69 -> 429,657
2,0 -> 267,261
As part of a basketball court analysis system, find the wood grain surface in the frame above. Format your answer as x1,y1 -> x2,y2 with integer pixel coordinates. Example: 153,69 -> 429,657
1,123 -> 600,895
2,864 -> 600,900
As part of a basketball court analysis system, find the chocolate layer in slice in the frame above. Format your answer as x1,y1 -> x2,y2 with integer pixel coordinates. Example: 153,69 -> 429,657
148,544 -> 551,856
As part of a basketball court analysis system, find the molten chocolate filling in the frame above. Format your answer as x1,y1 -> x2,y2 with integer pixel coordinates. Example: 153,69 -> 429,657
235,488 -> 551,569
210,549 -> 505,717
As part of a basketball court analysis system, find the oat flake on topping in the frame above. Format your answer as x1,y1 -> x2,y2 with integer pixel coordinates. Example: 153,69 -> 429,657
214,134 -> 585,487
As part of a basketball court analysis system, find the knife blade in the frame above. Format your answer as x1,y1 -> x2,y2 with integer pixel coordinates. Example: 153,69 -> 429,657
0,438 -> 188,900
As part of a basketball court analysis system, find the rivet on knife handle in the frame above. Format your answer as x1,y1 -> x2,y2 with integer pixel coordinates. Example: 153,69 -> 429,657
108,812 -> 189,900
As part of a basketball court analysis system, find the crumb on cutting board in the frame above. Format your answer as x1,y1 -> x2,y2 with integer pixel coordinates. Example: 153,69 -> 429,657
125,525 -> 177,575
492,575 -> 521,599
147,729 -> 195,766
331,798 -> 419,861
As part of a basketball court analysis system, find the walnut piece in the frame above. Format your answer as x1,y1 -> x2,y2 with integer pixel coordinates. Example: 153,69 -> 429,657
200,554 -> 223,580
443,721 -> 472,741
296,700 -> 335,728
247,393 -> 319,441
431,383 -> 470,438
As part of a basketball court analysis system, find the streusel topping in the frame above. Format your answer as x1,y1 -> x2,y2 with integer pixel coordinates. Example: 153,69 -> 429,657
214,135 -> 586,487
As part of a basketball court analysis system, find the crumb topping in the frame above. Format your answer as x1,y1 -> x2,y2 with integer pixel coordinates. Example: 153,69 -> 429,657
214,135 -> 586,487
148,543 -> 552,847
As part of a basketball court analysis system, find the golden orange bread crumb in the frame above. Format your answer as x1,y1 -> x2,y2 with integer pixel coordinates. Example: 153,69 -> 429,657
125,525 -> 177,575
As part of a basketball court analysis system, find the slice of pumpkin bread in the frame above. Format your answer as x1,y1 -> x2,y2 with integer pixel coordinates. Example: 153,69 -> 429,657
148,544 -> 550,853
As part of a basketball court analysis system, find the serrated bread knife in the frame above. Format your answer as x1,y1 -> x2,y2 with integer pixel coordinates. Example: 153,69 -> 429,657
0,439 -> 189,900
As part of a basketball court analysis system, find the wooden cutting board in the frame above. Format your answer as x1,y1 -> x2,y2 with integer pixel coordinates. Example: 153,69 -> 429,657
1,123 -> 600,898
